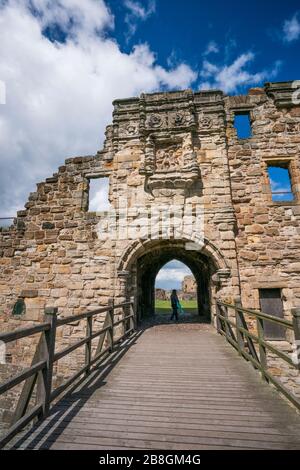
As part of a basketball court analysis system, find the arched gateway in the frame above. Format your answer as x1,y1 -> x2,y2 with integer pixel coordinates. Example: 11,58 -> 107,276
117,237 -> 230,323
0,82 -> 300,359
1,83 -> 300,446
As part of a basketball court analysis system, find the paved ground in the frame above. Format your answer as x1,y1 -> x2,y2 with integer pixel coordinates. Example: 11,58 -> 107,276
144,309 -> 209,326
10,323 -> 300,450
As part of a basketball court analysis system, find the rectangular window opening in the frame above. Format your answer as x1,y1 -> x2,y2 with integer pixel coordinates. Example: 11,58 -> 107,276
88,177 -> 110,212
0,218 -> 14,229
259,288 -> 285,341
234,112 -> 252,139
267,164 -> 294,202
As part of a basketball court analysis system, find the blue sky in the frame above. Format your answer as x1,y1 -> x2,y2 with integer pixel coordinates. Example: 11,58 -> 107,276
0,1 -> 299,284
0,0 -> 299,217
107,0 -> 300,91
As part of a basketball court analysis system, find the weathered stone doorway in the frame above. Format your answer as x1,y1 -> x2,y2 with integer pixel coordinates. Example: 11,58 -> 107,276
118,238 -> 227,325
136,246 -> 211,323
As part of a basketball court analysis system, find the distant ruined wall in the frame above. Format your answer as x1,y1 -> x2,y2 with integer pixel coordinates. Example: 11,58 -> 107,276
182,275 -> 196,294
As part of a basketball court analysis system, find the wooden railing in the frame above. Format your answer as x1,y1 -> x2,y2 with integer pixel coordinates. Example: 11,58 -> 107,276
216,299 -> 300,410
0,298 -> 135,448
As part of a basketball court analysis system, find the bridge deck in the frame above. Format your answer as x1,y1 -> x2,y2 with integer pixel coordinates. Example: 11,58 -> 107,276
11,323 -> 300,450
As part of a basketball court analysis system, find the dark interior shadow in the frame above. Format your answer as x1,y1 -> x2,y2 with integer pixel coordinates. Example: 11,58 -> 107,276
10,330 -> 144,449
139,308 -> 210,329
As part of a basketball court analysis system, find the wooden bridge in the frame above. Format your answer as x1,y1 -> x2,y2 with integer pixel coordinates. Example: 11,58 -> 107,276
1,300 -> 300,450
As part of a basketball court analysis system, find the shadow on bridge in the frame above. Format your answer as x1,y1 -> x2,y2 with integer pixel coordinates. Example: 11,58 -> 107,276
8,330 -> 145,450
7,318 -> 300,450
139,309 -> 210,329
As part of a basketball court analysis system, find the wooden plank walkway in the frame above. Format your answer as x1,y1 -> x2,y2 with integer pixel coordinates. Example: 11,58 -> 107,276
10,323 -> 300,450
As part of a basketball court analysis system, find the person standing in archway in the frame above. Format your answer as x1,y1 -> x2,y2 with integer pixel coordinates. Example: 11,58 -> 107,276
170,289 -> 179,322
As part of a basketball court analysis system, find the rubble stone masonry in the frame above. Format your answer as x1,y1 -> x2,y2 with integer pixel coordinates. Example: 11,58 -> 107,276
0,81 -> 300,420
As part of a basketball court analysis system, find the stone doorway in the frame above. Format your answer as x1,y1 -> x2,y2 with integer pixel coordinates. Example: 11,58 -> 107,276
119,239 -> 226,326
136,245 -> 211,324
154,259 -> 202,325
117,238 -> 231,327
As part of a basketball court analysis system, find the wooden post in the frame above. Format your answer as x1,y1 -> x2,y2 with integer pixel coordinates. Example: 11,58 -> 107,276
234,296 -> 244,356
291,307 -> 300,370
130,296 -> 135,332
42,307 -> 58,417
223,304 -> 231,340
216,301 -> 222,334
12,334 -> 44,425
108,298 -> 114,352
85,315 -> 92,376
256,316 -> 268,381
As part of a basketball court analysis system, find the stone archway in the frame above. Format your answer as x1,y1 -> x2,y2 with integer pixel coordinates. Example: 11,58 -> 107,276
117,238 -> 231,324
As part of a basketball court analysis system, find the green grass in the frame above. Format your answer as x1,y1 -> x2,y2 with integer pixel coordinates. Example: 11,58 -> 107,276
155,299 -> 197,309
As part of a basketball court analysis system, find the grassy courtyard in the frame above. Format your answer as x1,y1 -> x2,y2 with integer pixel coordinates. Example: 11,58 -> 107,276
155,300 -> 197,315
155,299 -> 197,310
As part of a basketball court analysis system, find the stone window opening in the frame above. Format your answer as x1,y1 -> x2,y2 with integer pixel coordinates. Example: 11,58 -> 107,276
267,163 -> 295,202
12,297 -> 26,316
0,217 -> 14,229
87,177 -> 110,213
233,111 -> 252,139
259,288 -> 285,341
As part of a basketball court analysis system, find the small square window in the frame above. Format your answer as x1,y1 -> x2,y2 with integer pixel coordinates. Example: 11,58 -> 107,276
0,218 -> 13,229
88,177 -> 110,212
234,112 -> 252,139
267,164 -> 294,202
259,288 -> 285,340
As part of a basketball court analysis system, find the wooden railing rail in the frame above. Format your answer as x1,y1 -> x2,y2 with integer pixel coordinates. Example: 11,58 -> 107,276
0,297 -> 135,448
216,299 -> 300,410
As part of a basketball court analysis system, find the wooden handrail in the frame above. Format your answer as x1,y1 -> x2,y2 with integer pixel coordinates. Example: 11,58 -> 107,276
55,301 -> 131,326
0,323 -> 50,343
0,360 -> 46,395
219,301 -> 294,328
216,299 -> 300,410
0,298 -> 136,448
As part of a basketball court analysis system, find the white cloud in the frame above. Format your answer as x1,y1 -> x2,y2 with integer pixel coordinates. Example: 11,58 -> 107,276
156,268 -> 190,283
155,260 -> 192,290
270,179 -> 291,193
283,13 -> 300,43
89,178 -> 110,212
203,40 -> 219,56
0,0 -> 196,215
27,0 -> 114,37
124,0 -> 156,40
199,52 -> 281,93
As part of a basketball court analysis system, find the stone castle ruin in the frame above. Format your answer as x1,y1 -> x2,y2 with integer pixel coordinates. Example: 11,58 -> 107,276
155,275 -> 197,302
182,275 -> 197,298
0,81 -> 300,410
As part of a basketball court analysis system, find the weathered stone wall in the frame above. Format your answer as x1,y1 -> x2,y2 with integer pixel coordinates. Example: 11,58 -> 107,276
182,275 -> 196,294
0,81 -> 300,418
225,84 -> 300,323
155,288 -> 168,301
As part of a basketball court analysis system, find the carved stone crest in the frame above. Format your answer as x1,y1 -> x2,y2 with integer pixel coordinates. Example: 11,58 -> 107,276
118,122 -> 138,137
147,114 -> 162,128
126,124 -> 137,135
199,116 -> 212,129
140,132 -> 200,197
172,113 -> 185,126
